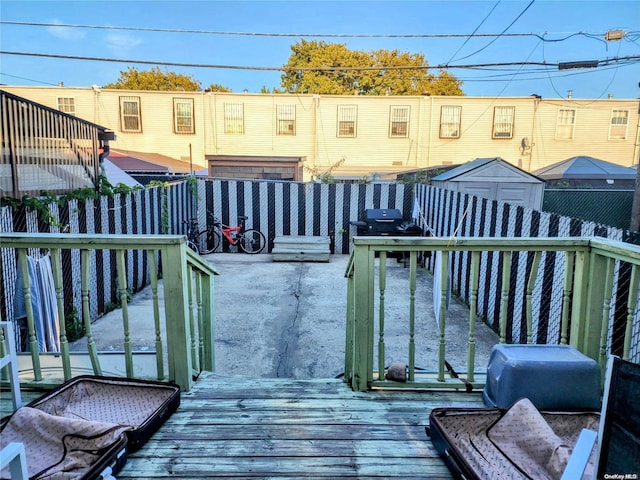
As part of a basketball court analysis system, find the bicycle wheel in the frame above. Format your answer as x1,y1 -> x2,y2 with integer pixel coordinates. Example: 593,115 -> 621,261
238,229 -> 266,254
197,229 -> 220,254
187,240 -> 199,253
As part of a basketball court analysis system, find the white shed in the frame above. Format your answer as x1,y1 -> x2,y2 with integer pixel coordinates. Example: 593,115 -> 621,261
431,157 -> 544,210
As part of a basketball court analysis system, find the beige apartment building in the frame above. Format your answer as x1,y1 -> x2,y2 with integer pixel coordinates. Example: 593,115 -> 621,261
3,86 -> 639,182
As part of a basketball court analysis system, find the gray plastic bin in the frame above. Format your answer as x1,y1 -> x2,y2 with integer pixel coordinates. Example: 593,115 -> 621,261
482,344 -> 601,409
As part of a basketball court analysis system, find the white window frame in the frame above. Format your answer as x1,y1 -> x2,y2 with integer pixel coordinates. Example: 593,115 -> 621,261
439,105 -> 461,139
57,97 -> 76,116
119,96 -> 142,133
224,103 -> 244,134
389,106 -> 410,138
609,109 -> 629,140
555,108 -> 576,140
492,106 -> 515,139
277,104 -> 296,135
173,98 -> 195,134
337,105 -> 357,138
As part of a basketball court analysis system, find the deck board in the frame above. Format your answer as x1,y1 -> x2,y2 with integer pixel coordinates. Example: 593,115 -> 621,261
119,372 -> 484,479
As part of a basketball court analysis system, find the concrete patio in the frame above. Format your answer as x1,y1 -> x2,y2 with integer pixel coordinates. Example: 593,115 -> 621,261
71,253 -> 499,380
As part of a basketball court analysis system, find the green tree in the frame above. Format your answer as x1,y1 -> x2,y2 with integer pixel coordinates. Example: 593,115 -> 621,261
280,40 -> 463,96
104,67 -> 202,91
205,83 -> 232,92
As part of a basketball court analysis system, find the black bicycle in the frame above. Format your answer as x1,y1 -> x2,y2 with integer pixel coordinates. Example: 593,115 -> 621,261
184,214 -> 266,254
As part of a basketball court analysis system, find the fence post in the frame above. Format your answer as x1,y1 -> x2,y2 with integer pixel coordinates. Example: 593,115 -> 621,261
161,241 -> 193,391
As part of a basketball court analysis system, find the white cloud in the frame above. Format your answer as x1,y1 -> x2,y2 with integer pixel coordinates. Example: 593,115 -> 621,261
106,34 -> 143,58
46,20 -> 86,41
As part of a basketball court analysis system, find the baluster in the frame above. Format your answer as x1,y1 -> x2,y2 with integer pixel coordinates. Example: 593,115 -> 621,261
437,251 -> 449,382
599,258 -> 614,372
17,249 -> 41,381
499,251 -> 512,344
560,252 -> 575,345
51,248 -> 71,380
378,252 -> 386,381
186,264 -> 198,371
81,249 -> 102,375
525,251 -> 542,344
147,250 -> 164,380
115,250 -> 132,377
408,251 -> 417,382
623,264 -> 639,360
196,271 -> 204,373
467,251 -> 480,383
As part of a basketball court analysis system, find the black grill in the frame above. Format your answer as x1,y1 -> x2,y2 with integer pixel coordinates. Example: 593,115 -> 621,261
350,208 -> 429,265
350,209 -> 421,236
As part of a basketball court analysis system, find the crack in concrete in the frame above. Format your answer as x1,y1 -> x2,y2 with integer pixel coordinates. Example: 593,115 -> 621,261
276,265 -> 305,378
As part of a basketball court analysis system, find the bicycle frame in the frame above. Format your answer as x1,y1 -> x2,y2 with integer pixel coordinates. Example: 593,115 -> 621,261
215,216 -> 246,246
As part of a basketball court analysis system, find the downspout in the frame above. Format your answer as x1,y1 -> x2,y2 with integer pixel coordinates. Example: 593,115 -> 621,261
312,94 -> 319,181
427,95 -> 434,167
529,95 -> 540,171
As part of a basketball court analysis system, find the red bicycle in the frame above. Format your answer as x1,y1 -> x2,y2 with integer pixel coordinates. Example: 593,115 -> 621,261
189,214 -> 266,254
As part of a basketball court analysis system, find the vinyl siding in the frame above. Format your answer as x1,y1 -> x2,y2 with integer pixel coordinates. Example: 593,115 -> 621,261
3,86 -> 638,181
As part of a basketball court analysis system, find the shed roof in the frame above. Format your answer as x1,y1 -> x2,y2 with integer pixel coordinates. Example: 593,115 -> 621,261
108,150 -> 194,174
432,157 -> 544,183
533,156 -> 636,180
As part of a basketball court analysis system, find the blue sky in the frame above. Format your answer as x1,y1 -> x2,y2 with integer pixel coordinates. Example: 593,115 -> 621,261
1,0 -> 639,99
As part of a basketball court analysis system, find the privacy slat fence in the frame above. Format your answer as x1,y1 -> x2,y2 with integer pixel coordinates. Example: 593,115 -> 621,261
415,184 -> 628,348
2,178 -> 639,388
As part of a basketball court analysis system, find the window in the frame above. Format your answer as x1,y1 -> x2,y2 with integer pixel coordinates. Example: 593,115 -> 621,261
119,96 -> 142,133
337,105 -> 357,137
439,105 -> 461,138
389,106 -> 410,137
555,108 -> 576,140
57,97 -> 76,116
492,106 -> 515,139
277,104 -> 296,135
173,98 -> 194,134
224,103 -> 244,134
609,109 -> 629,139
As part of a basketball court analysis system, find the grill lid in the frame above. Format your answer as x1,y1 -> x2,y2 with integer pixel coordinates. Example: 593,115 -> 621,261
363,209 -> 403,222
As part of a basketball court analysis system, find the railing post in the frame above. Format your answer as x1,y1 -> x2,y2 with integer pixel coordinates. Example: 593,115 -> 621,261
161,242 -> 193,391
351,243 -> 374,392
573,250 -> 599,359
199,270 -> 215,372
344,267 -> 355,384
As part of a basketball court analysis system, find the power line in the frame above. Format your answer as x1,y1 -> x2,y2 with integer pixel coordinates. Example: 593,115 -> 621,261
451,0 -> 536,63
0,20 -> 619,42
0,72 -> 58,86
0,50 -> 556,71
446,0 -> 502,65
2,50 -> 638,73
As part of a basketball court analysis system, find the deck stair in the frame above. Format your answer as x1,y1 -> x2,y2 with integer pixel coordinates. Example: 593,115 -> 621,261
272,235 -> 331,262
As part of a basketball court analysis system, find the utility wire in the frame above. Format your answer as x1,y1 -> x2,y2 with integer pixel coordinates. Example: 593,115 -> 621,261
2,50 -> 638,73
0,72 -> 58,86
0,20 -> 620,42
451,0 -> 537,63
446,0 -> 502,65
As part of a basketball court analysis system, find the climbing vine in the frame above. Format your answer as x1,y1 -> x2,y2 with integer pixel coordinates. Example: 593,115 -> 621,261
148,180 -> 170,234
0,176 -> 144,227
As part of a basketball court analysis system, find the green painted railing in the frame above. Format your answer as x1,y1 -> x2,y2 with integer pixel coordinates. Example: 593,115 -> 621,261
0,233 -> 218,391
344,236 -> 640,392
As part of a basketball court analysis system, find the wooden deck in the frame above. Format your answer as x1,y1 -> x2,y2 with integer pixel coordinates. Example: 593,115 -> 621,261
118,372 -> 485,479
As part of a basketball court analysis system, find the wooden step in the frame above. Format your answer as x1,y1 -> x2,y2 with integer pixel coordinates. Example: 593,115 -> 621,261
272,235 -> 331,262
